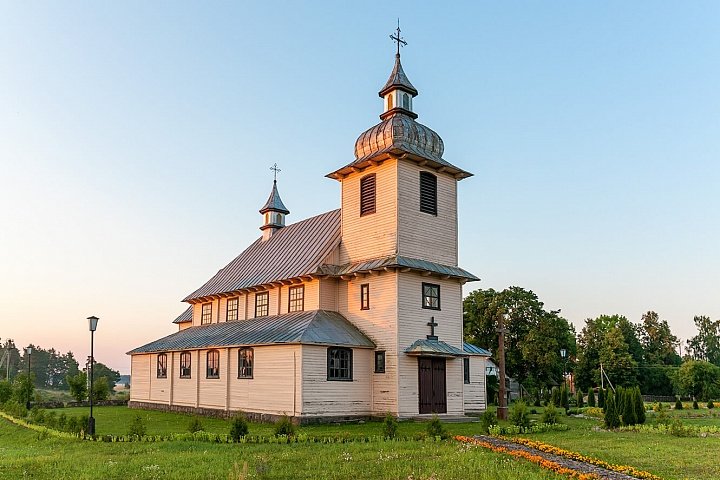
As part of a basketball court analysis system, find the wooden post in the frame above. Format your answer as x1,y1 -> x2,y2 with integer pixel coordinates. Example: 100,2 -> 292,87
497,312 -> 508,420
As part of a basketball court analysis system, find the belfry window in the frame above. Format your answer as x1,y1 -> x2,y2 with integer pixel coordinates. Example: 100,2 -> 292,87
402,93 -> 410,110
360,174 -> 376,216
419,172 -> 437,215
422,282 -> 441,310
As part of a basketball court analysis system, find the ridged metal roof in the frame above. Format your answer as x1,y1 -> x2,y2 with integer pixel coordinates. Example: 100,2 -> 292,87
183,210 -> 341,301
463,342 -> 491,356
172,307 -> 192,324
259,180 -> 290,215
319,255 -> 479,282
404,339 -> 467,357
379,54 -> 418,97
128,310 -> 375,355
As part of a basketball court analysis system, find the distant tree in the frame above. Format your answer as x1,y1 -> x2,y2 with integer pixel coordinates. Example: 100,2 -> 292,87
66,372 -> 88,402
686,316 -> 720,366
673,360 -> 720,401
0,339 -> 21,379
599,328 -> 638,388
91,377 -> 110,401
91,362 -> 121,390
12,373 -> 33,405
638,311 -> 681,395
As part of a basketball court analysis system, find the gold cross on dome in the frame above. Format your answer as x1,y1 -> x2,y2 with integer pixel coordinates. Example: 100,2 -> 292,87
389,19 -> 407,55
270,163 -> 281,181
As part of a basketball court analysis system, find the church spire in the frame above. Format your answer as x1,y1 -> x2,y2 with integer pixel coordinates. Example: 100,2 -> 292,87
259,164 -> 289,241
379,22 -> 418,120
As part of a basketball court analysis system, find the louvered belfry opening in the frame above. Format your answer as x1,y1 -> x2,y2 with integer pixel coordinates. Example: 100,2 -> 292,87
419,171 -> 437,215
360,174 -> 376,216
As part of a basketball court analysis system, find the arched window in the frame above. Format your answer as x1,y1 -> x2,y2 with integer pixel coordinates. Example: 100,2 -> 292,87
419,171 -> 437,215
402,93 -> 410,110
206,350 -> 220,379
238,348 -> 254,379
360,174 -> 376,216
179,352 -> 192,379
387,94 -> 394,110
157,353 -> 167,378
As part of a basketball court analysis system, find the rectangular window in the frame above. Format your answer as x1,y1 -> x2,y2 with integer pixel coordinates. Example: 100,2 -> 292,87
360,284 -> 370,310
360,174 -> 376,216
463,358 -> 470,384
226,297 -> 239,321
420,171 -> 437,215
157,353 -> 167,378
288,285 -> 305,313
201,303 -> 212,324
238,348 -> 254,379
374,351 -> 385,374
255,292 -> 269,317
422,283 -> 441,310
327,347 -> 353,381
179,352 -> 192,379
206,350 -> 220,379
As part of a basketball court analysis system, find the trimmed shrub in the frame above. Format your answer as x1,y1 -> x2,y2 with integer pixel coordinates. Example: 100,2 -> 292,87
128,415 -> 146,437
655,402 -> 670,426
510,400 -> 531,429
229,413 -> 249,441
587,388 -> 596,407
634,387 -> 646,424
675,397 -> 683,410
382,412 -> 398,439
604,392 -> 620,429
708,400 -> 715,409
598,388 -> 605,409
560,386 -> 569,411
273,414 -> 296,437
622,388 -> 637,426
188,417 -> 204,433
576,389 -> 584,408
479,409 -> 496,434
550,387 -> 560,407
426,414 -> 447,439
693,399 -> 699,409
541,403 -> 559,424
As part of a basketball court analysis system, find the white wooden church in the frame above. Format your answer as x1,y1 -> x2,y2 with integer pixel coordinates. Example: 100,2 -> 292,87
128,43 -> 489,422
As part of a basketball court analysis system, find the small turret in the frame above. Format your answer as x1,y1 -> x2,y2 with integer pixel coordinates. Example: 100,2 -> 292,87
259,177 -> 289,241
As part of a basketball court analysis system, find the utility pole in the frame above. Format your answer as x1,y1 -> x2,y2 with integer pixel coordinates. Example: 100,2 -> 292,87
497,312 -> 508,420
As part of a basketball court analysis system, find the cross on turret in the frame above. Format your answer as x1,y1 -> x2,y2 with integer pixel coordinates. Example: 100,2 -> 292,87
389,20 -> 407,56
270,163 -> 281,182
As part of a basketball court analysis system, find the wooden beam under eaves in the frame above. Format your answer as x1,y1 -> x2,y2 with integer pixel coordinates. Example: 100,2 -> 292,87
399,267 -> 411,273
441,275 -> 451,280
420,271 -> 432,277
340,275 -> 353,281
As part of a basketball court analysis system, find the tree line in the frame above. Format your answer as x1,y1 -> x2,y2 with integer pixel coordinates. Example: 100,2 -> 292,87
463,287 -> 720,401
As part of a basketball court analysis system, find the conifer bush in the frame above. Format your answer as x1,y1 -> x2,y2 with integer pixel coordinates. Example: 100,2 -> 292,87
604,392 -> 620,429
426,414 -> 447,439
693,399 -> 699,409
708,400 -> 715,409
510,400 -> 531,429
128,415 -> 147,437
587,388 -> 596,407
382,412 -> 398,439
634,387 -> 646,424
273,414 -> 296,437
576,389 -> 584,408
541,403 -> 559,424
188,417 -> 204,433
229,413 -> 249,441
550,387 -> 560,407
560,386 -> 569,411
622,388 -> 637,426
479,409 -> 497,434
598,388 -> 605,409
675,397 -> 683,410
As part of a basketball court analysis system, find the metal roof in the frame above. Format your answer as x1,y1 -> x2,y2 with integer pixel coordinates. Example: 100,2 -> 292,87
183,209 -> 341,301
379,54 -> 418,97
259,180 -> 289,215
404,339 -> 467,357
463,342 -> 491,356
172,307 -> 192,324
319,255 -> 479,282
128,309 -> 375,355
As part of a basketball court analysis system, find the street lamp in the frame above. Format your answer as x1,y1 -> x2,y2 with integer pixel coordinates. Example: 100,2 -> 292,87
87,316 -> 99,437
560,348 -> 567,390
24,347 -> 32,410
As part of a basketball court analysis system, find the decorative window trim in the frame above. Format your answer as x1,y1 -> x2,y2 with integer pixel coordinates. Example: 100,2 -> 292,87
179,352 -> 192,379
226,297 -> 239,321
201,303 -> 213,324
374,351 -> 385,374
463,357 -> 470,384
156,353 -> 168,379
206,350 -> 220,379
327,347 -> 353,381
360,174 -> 376,216
422,282 -> 441,310
255,291 -> 269,317
360,283 -> 370,310
238,347 -> 254,379
419,171 -> 438,216
288,285 -> 305,313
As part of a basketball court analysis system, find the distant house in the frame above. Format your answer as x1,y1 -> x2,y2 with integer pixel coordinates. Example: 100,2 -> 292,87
127,47 -> 485,422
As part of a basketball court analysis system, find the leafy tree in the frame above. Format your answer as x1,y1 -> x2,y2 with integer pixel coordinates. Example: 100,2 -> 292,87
91,362 -> 121,390
686,316 -> 720,366
91,376 -> 110,401
0,380 -> 12,403
66,372 -> 87,402
638,311 -> 681,395
673,360 -> 720,401
12,373 -> 33,405
599,328 -> 638,387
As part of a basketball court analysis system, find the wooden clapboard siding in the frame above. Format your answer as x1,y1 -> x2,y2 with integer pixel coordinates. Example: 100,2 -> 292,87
464,356 -> 487,412
300,279 -> 320,312
149,354 -> 170,403
339,161 -> 398,264
178,322 -> 192,331
338,271 -> 399,414
130,355 -> 150,401
198,349 -> 227,408
228,345 -> 301,415
318,277 -> 338,311
192,299 -> 220,326
172,350 -> 198,406
397,273 -> 465,415
301,345 -> 372,416
397,161 -> 458,266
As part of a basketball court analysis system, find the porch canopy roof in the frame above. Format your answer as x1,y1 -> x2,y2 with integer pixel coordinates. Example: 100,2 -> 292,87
404,339 -> 467,358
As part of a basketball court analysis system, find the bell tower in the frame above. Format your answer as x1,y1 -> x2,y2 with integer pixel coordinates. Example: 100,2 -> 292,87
259,164 -> 289,241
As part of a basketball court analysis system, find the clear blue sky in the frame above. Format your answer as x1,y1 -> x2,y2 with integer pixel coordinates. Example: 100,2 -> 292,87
1,2 -> 718,373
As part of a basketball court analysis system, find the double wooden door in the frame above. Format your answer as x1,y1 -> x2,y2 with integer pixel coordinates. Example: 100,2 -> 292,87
418,357 -> 447,414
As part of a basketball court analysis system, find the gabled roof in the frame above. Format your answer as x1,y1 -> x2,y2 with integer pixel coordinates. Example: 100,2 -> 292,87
128,310 -> 375,355
463,342 -> 491,356
183,210 -> 341,302
318,255 -> 479,282
172,307 -> 192,324
404,339 -> 467,357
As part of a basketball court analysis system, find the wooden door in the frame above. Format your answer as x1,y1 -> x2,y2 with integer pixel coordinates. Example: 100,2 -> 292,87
418,357 -> 447,414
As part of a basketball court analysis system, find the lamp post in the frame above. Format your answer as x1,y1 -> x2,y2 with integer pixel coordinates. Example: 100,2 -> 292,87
560,348 -> 567,391
24,347 -> 32,410
87,316 -> 99,437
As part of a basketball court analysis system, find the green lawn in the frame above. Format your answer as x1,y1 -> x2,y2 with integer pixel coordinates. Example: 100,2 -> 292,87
0,418 -> 563,480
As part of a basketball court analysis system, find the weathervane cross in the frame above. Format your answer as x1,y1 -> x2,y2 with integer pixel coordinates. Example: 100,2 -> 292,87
270,163 -> 281,182
389,19 -> 407,55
